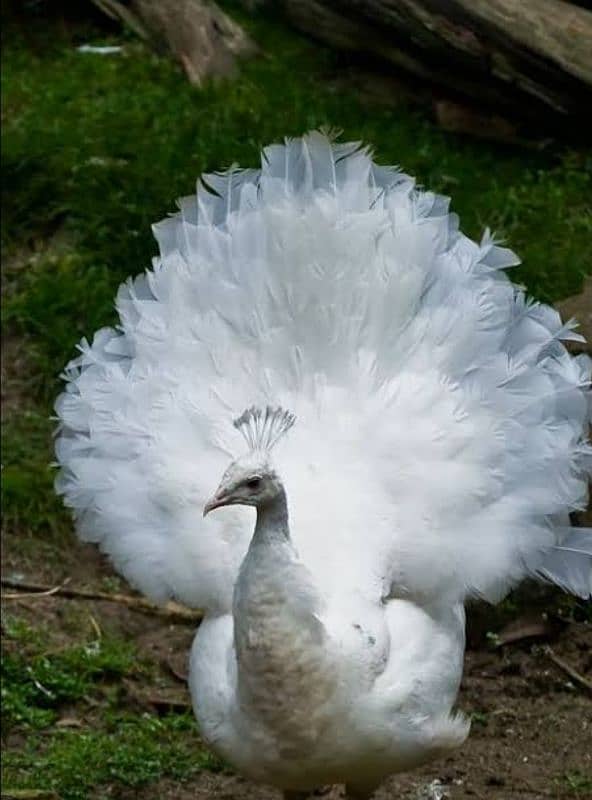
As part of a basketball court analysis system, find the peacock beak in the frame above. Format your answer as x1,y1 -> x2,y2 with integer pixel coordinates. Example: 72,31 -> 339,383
203,490 -> 230,517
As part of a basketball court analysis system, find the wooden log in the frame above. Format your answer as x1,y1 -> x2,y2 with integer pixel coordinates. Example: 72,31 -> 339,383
92,0 -> 257,85
274,0 -> 592,136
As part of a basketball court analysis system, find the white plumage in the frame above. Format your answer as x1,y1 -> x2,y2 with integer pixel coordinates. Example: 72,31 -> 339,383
55,132 -> 591,797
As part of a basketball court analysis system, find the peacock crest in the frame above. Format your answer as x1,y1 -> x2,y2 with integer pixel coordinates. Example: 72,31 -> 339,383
233,405 -> 296,452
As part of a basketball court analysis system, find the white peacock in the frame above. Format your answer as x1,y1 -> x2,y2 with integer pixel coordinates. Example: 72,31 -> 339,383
55,132 -> 591,799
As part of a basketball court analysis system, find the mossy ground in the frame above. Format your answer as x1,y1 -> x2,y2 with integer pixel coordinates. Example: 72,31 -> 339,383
1,4 -> 591,799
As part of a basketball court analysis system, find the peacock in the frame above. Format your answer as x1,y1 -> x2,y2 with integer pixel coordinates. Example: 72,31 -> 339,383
55,132 -> 592,799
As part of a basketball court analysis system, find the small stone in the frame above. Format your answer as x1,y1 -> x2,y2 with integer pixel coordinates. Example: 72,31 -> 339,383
417,779 -> 450,800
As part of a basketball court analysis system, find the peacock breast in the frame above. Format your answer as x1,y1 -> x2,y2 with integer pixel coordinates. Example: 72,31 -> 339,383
232,536 -> 339,757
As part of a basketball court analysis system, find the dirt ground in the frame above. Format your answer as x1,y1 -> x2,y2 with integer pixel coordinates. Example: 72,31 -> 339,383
2,534 -> 591,800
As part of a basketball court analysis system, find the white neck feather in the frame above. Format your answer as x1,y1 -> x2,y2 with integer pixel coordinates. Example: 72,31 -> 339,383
232,482 -> 332,749
252,487 -> 290,546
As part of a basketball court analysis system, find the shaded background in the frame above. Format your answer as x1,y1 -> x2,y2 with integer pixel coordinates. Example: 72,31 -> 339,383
2,2 -> 591,799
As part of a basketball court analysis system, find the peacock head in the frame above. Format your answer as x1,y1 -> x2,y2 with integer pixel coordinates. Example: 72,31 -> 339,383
203,406 -> 295,516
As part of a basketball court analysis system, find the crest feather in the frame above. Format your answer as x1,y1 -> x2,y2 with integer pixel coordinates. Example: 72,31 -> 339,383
233,405 -> 296,452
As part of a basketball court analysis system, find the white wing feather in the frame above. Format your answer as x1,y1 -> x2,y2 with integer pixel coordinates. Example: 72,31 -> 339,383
55,132 -> 592,610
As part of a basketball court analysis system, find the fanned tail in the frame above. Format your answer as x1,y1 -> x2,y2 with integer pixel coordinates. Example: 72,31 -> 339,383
538,528 -> 592,598
55,131 -> 592,612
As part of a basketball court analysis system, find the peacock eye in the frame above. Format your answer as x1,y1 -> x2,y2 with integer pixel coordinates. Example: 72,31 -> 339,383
245,477 -> 262,491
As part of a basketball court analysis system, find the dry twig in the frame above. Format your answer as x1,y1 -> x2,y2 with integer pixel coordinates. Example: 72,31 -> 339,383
1,577 -> 202,625
2,577 -> 72,599
542,645 -> 592,694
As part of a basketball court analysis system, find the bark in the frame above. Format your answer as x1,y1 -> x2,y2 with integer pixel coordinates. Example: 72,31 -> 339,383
92,0 -> 257,85
276,0 -> 592,136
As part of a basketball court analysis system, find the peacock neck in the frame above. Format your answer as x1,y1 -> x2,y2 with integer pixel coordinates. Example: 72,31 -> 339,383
251,487 -> 290,547
233,482 -> 332,749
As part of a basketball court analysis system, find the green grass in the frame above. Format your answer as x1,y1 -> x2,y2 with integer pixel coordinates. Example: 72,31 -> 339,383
1,619 -> 221,799
1,6 -> 591,798
2,618 -> 137,731
3,714 -> 221,800
560,771 -> 592,798
1,408 -> 69,537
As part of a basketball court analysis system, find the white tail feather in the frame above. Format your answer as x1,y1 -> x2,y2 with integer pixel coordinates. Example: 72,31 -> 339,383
537,529 -> 592,598
55,132 -> 592,611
